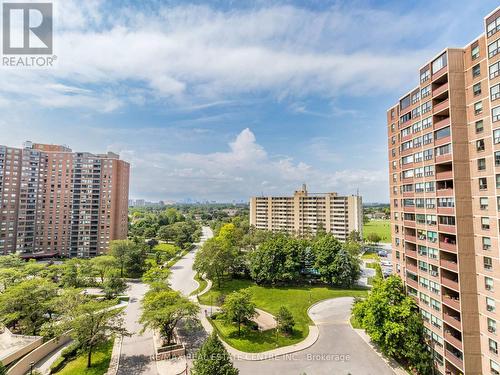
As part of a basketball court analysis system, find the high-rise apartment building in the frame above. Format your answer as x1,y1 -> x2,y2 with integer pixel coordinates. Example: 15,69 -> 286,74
250,185 -> 362,240
387,7 -> 500,375
0,142 -> 129,258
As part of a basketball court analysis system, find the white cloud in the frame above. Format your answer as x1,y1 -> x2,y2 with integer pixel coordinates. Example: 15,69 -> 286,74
124,128 -> 387,201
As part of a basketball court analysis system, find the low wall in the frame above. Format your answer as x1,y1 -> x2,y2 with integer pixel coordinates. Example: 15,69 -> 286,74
156,347 -> 185,361
7,335 -> 72,375
1,337 -> 43,366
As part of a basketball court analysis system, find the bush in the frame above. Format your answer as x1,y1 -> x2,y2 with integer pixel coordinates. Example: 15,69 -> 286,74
245,319 -> 259,331
276,306 -> 294,335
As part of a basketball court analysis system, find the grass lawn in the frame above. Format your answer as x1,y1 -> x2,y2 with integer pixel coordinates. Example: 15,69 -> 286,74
361,252 -> 380,261
199,279 -> 368,352
54,340 -> 113,375
190,273 -> 208,296
363,219 -> 391,242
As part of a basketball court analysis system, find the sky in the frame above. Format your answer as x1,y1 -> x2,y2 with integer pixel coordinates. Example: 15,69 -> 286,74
0,0 -> 498,203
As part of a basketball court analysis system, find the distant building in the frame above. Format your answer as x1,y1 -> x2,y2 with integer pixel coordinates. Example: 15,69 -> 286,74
0,142 -> 129,258
249,184 -> 362,241
222,208 -> 239,217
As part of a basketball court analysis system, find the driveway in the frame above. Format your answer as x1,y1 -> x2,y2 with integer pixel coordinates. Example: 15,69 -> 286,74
234,297 -> 395,375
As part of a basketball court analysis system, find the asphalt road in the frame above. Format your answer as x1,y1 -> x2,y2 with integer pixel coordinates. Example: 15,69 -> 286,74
117,281 -> 157,375
234,297 -> 395,375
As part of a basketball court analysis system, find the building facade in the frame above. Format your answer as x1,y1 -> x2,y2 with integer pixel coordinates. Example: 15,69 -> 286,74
387,7 -> 500,375
0,142 -> 129,258
250,185 -> 362,240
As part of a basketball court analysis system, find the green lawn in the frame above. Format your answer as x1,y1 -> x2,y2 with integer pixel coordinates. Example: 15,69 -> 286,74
190,273 -> 208,296
363,220 -> 391,242
54,341 -> 113,375
199,279 -> 367,352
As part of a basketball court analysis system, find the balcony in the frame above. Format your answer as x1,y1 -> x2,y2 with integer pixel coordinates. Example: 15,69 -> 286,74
442,276 -> 460,292
445,351 -> 464,372
440,259 -> 458,272
404,234 -> 417,243
439,224 -> 456,234
443,312 -> 461,330
406,262 -> 418,273
433,82 -> 449,97
440,240 -> 457,252
404,205 -> 415,213
406,278 -> 419,289
435,153 -> 452,164
404,220 -> 416,228
433,98 -> 449,114
435,135 -> 451,147
437,206 -> 455,215
444,330 -> 463,351
434,117 -> 450,130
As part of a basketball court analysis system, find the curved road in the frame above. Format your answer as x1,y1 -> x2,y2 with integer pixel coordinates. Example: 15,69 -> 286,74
168,227 -> 395,375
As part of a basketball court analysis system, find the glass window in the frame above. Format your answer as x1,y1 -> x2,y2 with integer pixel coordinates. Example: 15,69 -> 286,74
491,61 -> 500,80
435,126 -> 450,139
482,217 -> 491,230
473,82 -> 482,96
487,15 -> 500,37
472,64 -> 481,77
484,237 -> 492,250
475,120 -> 484,133
421,85 -> 431,98
474,101 -> 483,115
420,69 -> 430,83
490,339 -> 498,355
486,276 -> 494,291
487,296 -> 496,311
421,101 -> 432,114
495,151 -> 500,166
489,318 -> 497,333
471,44 -> 480,59
480,197 -> 489,210
492,83 -> 500,101
478,158 -> 486,171
431,52 -> 447,74
400,95 -> 411,110
493,106 -> 500,122
480,177 -> 488,190
489,39 -> 500,58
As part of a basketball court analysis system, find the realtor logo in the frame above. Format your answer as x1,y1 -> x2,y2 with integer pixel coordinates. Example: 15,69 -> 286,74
3,2 -> 53,55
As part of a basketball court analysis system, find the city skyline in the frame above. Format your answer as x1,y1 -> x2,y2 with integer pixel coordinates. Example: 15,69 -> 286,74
1,0 -> 499,203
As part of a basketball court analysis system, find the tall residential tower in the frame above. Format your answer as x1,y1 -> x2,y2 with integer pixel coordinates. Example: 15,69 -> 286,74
387,6 -> 500,375
0,142 -> 129,258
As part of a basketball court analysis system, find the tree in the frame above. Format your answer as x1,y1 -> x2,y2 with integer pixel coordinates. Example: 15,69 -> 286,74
330,249 -> 360,288
312,234 -> 342,283
110,240 -> 146,278
366,233 -> 382,244
194,237 -> 236,288
142,266 -> 171,285
0,268 -> 21,291
63,300 -> 128,368
109,240 -> 130,278
140,289 -> 199,345
91,256 -> 118,283
0,360 -> 7,375
222,289 -> 256,335
0,278 -> 58,335
192,331 -> 239,375
102,272 -> 127,299
276,306 -> 294,335
352,276 -> 433,374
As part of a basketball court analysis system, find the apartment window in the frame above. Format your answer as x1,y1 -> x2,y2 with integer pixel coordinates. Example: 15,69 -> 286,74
420,68 -> 430,83
487,15 -> 500,37
481,197 -> 489,210
489,318 -> 497,334
489,39 -> 500,58
493,106 -> 500,122
472,64 -> 481,78
486,276 -> 495,291
421,85 -> 431,98
491,61 -> 500,80
496,151 -> 500,167
474,101 -> 483,115
424,166 -> 434,176
435,126 -> 450,140
411,90 -> 420,104
484,237 -> 492,250
492,84 -> 500,101
478,158 -> 486,171
477,139 -> 485,151
480,177 -> 488,190
439,216 -> 455,226
421,101 -> 432,114
471,44 -> 480,60
498,197 -> 500,211
473,82 -> 482,96
497,174 -> 500,188
431,52 -> 447,74
400,112 -> 411,124
482,217 -> 491,230
401,126 -> 412,137
491,339 -> 499,355
422,133 -> 433,145
411,106 -> 421,118
423,149 -> 433,160
421,116 -> 432,129
493,360 -> 500,375
473,121 -> 484,135
487,296 -> 496,312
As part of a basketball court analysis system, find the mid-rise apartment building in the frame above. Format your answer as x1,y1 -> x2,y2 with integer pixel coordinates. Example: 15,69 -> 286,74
0,141 -> 129,258
250,185 -> 362,240
387,7 -> 500,375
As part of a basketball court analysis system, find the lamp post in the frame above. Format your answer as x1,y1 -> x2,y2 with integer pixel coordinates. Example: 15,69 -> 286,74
29,361 -> 35,375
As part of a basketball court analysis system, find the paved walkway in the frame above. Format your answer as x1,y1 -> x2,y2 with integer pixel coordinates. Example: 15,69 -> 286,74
117,281 -> 157,375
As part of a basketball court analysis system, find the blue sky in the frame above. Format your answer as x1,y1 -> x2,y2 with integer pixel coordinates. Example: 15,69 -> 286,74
1,0 -> 498,202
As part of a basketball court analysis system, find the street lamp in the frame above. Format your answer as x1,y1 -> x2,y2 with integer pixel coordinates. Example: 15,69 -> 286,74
29,361 -> 34,375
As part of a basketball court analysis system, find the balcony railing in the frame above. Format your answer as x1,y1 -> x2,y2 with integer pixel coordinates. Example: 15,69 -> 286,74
404,234 -> 417,243
406,278 -> 419,289
443,312 -> 461,330
433,82 -> 449,97
437,206 -> 455,215
433,99 -> 450,114
445,349 -> 464,371
444,331 -> 463,350
434,117 -> 450,130
439,224 -> 456,234
440,259 -> 458,272
406,263 -> 418,273
440,240 -> 457,252
441,276 -> 460,291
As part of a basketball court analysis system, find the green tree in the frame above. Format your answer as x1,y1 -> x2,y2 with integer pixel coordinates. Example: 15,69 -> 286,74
312,234 -> 342,282
222,289 -> 256,335
0,268 -> 21,291
366,233 -> 382,244
140,289 -> 199,345
194,237 -> 236,288
192,331 -> 239,375
276,306 -> 294,335
110,240 -> 146,278
0,278 -> 58,335
91,256 -> 118,283
102,272 -> 127,299
109,240 -> 130,278
330,249 -> 360,288
142,266 -> 171,285
0,361 -> 6,375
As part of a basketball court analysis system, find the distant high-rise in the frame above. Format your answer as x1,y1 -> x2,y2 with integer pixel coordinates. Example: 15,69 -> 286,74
0,142 -> 129,258
249,185 -> 362,240
387,6 -> 500,374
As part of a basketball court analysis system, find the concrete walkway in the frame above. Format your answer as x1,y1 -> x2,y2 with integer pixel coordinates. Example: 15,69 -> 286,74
33,340 -> 73,375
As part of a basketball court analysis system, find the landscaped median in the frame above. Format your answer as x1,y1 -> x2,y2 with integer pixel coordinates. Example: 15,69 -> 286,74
197,278 -> 368,353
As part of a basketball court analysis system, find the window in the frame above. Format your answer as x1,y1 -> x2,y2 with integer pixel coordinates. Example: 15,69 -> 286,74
480,197 -> 489,210
493,106 -> 500,122
472,64 -> 481,78
439,216 -> 455,226
471,44 -> 480,60
400,95 -> 411,110
492,83 -> 500,101
411,90 -> 420,104
475,120 -> 484,133
424,166 -> 434,176
423,133 -> 433,145
421,116 -> 432,129
477,139 -> 485,151
482,217 -> 491,230
474,101 -> 483,115
423,149 -> 433,160
490,339 -> 499,355
435,126 -> 450,140
487,15 -> 500,37
497,174 -> 500,188
487,296 -> 496,312
431,52 -> 447,74
473,82 -> 482,96
421,101 -> 432,114
420,68 -> 430,83
485,257 -> 494,270
496,151 -> 500,166
486,276 -> 494,291
401,126 -> 412,137
400,112 -> 411,124
484,237 -> 492,250
435,144 -> 450,156
489,39 -> 500,58
492,360 -> 500,375
421,85 -> 431,98
478,158 -> 486,171
489,318 -> 497,334
498,196 -> 500,211
480,177 -> 488,190
491,61 -> 500,80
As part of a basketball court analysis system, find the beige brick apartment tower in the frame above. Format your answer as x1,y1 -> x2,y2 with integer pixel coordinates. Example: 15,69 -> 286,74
0,142 -> 130,258
387,6 -> 500,375
250,184 -> 362,240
